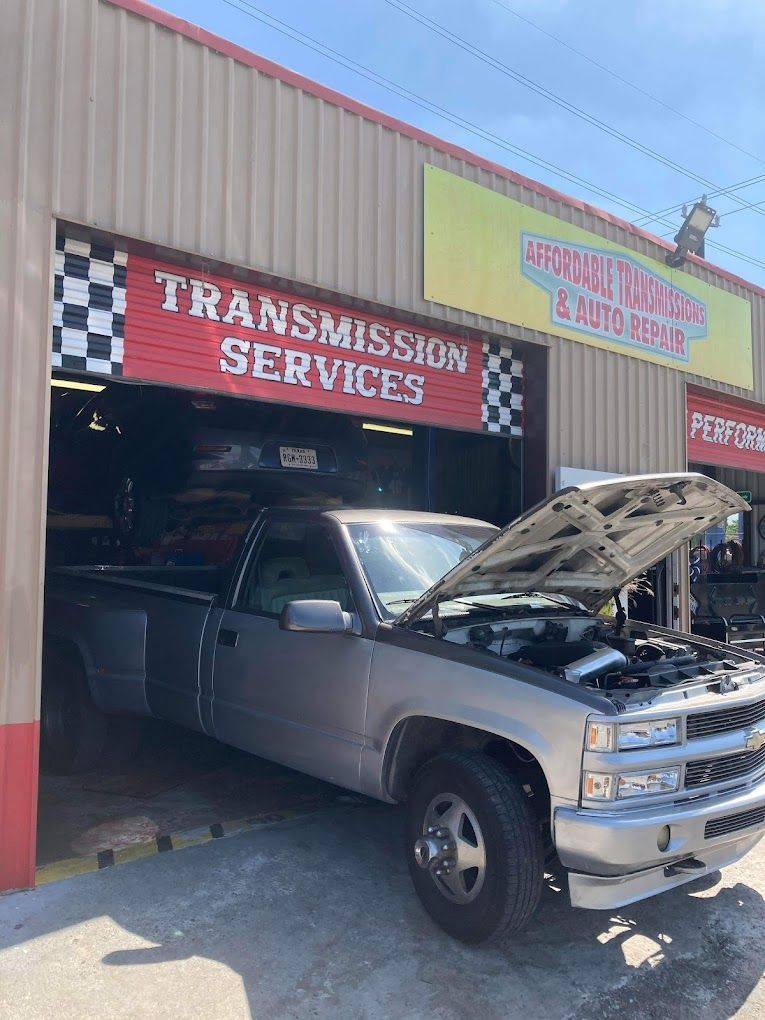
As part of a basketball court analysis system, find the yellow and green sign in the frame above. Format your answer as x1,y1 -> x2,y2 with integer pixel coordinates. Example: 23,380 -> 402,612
424,164 -> 753,388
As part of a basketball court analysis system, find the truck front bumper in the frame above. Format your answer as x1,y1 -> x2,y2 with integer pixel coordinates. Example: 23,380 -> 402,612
554,778 -> 765,911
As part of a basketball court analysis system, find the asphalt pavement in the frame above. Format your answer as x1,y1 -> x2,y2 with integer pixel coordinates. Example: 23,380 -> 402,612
1,803 -> 764,1020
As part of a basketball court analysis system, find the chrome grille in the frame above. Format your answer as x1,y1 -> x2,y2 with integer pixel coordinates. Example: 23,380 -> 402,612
685,745 -> 765,788
686,698 -> 765,740
704,805 -> 765,839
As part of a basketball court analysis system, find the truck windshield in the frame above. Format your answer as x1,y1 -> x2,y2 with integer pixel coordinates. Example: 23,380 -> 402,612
347,521 -> 496,617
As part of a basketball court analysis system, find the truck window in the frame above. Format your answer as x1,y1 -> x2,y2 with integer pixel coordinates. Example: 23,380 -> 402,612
237,519 -> 352,617
348,521 -> 496,616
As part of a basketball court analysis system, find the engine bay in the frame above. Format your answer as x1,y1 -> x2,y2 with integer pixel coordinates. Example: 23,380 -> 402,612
425,610 -> 751,693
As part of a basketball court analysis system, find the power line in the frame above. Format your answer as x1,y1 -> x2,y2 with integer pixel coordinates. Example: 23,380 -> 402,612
477,0 -> 765,231
634,174 -> 765,227
219,0 -> 655,215
485,0 -> 765,169
217,0 -> 765,275
383,0 -> 765,223
221,0 -> 765,274
721,199 -> 765,220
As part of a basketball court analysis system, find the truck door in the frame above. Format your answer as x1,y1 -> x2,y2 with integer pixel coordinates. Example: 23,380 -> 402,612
210,514 -> 373,789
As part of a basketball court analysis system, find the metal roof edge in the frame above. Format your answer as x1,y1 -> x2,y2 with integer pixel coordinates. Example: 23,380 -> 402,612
104,0 -> 765,302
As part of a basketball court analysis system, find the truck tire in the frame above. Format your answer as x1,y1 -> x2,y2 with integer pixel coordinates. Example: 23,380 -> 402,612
114,476 -> 169,547
40,645 -> 108,775
405,751 -> 544,944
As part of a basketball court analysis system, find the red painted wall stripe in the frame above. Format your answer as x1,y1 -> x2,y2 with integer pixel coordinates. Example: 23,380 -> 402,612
106,0 -> 765,301
0,721 -> 40,892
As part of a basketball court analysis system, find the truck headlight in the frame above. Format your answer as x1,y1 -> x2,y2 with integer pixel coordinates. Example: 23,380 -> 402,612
586,718 -> 680,752
583,768 -> 680,802
617,718 -> 679,750
616,769 -> 680,799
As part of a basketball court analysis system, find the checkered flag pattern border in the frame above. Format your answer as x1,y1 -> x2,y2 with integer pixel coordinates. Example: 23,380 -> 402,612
52,235 -> 127,375
481,340 -> 524,436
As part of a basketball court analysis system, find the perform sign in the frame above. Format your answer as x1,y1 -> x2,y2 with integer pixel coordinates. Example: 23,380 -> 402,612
687,388 -> 765,470
425,165 -> 753,388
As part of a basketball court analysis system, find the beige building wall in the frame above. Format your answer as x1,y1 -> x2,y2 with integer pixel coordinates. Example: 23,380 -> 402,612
1,0 -> 762,881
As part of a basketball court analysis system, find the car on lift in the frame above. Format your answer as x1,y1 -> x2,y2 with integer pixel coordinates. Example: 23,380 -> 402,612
48,379 -> 369,547
42,475 -> 765,944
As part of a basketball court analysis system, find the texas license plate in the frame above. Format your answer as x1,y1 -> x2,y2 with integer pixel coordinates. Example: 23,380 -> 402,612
279,446 -> 318,470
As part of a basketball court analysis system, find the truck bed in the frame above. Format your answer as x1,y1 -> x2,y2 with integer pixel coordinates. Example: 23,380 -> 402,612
50,564 -> 228,599
45,565 -> 228,728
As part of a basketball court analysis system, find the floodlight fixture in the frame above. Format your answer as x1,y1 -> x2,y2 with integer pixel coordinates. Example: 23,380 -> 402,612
665,197 -> 719,268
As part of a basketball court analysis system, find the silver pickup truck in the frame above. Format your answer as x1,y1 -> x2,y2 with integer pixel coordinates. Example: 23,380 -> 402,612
43,473 -> 765,944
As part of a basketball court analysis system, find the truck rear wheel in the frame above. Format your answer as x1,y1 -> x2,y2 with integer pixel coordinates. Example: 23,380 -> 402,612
40,645 -> 108,774
114,475 -> 169,547
405,751 -> 544,944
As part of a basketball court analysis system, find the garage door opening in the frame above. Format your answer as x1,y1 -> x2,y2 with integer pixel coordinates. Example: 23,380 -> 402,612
43,381 -> 370,875
36,226 -> 527,883
40,372 -> 524,879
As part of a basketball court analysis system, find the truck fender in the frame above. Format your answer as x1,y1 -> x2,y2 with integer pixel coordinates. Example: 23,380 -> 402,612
375,709 -> 555,804
43,606 -> 150,716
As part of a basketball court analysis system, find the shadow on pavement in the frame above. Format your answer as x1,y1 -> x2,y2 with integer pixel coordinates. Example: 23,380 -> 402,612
2,804 -> 764,1019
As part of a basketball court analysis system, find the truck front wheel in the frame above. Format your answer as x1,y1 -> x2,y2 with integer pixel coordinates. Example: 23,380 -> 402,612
405,751 -> 544,944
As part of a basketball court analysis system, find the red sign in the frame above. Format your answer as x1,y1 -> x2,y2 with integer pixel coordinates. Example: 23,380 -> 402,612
122,254 -> 491,431
687,388 -> 765,470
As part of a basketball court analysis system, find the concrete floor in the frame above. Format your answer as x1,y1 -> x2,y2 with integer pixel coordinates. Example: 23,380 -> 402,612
36,724 -> 347,865
2,804 -> 764,1020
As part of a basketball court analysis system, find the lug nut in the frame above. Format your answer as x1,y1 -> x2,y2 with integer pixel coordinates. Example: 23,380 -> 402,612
435,828 -> 448,839
427,826 -> 437,835
442,858 -> 456,869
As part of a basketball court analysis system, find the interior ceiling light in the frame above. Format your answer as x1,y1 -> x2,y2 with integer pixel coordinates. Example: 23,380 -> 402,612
665,197 -> 719,268
362,422 -> 414,436
51,378 -> 105,392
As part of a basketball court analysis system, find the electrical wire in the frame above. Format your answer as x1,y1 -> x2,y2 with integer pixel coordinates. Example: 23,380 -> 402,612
485,0 -> 765,169
383,0 -> 765,222
219,0 -> 656,215
479,0 -> 765,231
720,199 -> 765,220
634,174 -> 765,227
217,0 -> 765,275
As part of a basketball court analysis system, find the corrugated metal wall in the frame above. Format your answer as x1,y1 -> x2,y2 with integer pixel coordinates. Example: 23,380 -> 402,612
9,0 -> 764,478
2,0 -> 764,882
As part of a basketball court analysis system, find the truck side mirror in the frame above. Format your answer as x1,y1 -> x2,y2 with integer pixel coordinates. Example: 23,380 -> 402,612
279,599 -> 354,634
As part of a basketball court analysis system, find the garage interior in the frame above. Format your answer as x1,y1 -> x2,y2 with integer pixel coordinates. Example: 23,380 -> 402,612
39,371 -> 524,875
685,461 -> 765,655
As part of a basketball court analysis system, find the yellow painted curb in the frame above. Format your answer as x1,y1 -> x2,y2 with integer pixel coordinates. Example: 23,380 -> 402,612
34,804 -> 323,888
36,856 -> 100,885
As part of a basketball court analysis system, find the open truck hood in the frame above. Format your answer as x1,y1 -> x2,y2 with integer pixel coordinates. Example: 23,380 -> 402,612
396,473 -> 749,625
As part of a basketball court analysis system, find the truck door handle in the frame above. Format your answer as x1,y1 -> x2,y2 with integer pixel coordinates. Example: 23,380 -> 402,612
217,628 -> 239,648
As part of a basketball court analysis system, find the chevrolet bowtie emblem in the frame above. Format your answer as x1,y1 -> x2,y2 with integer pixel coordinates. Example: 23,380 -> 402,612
745,728 -> 765,752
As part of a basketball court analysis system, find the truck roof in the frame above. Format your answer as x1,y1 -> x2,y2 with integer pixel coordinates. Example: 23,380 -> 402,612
323,508 -> 495,528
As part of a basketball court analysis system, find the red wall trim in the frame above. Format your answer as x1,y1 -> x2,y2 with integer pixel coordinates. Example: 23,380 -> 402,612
105,0 -> 765,301
0,721 -> 40,893
688,383 -> 765,418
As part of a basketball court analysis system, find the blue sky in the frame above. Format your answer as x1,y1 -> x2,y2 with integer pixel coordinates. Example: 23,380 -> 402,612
154,0 -> 765,286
